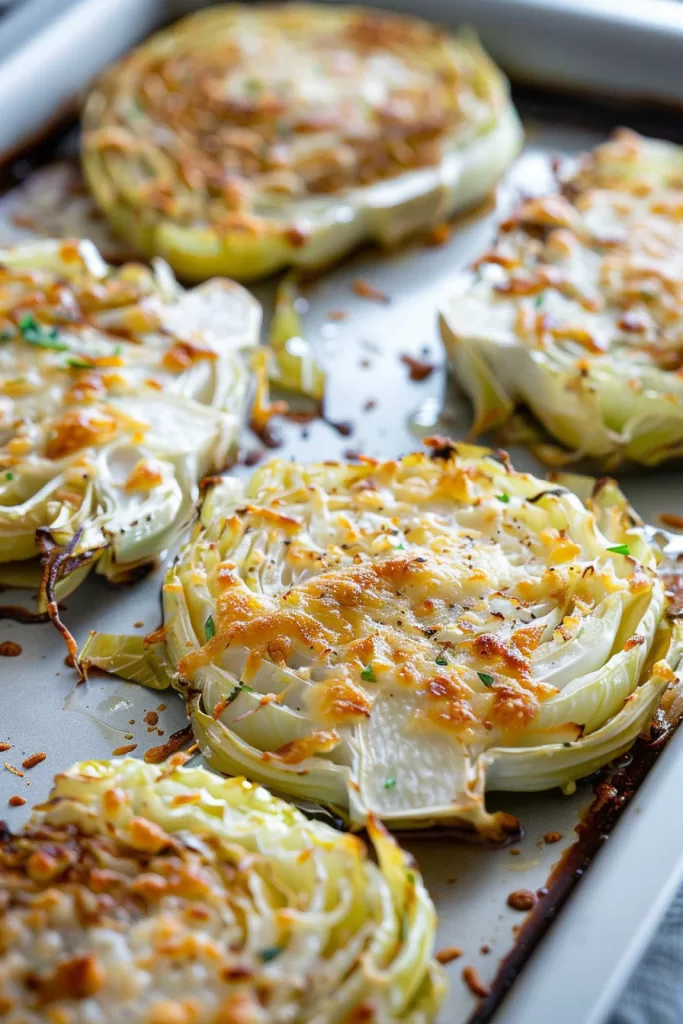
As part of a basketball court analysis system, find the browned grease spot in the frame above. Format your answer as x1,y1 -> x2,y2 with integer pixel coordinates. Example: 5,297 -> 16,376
400,353 -> 435,381
64,653 -> 75,667
435,946 -> 463,965
462,965 -> 489,999
480,945 -> 491,955
144,724 -> 193,764
112,743 -> 138,756
134,621 -> 144,629
8,795 -> 26,807
0,743 -> 11,753
0,641 -> 22,657
144,711 -> 159,727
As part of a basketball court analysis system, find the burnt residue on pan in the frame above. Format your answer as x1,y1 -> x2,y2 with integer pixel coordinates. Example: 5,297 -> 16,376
467,706 -> 683,1024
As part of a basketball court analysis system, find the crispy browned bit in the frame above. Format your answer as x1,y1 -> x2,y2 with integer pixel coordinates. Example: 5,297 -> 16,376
435,946 -> 463,964
241,448 -> 265,468
363,399 -> 377,411
462,965 -> 489,998
144,710 -> 159,727
659,512 -> 683,530
400,353 -> 435,381
327,309 -> 347,321
144,723 -> 193,764
509,847 -> 521,856
8,795 -> 26,806
425,221 -> 452,246
351,278 -> 389,304
480,945 -> 491,955
543,831 -> 563,844
64,653 -> 75,668
0,743 -> 11,752
129,719 -> 136,725
22,752 -> 47,770
111,743 -> 138,756
4,762 -> 24,777
0,640 -> 22,657
507,889 -> 536,912
446,875 -> 458,884
134,620 -> 144,628
157,703 -> 166,712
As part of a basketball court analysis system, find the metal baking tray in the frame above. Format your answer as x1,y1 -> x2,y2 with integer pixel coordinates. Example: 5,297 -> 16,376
2,3 -> 683,1023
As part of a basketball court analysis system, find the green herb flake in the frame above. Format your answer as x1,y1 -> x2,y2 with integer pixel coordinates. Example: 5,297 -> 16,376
4,471 -> 13,481
395,543 -> 405,550
360,664 -> 376,683
383,776 -> 397,790
65,356 -> 95,370
606,544 -> 630,556
204,614 -> 216,640
18,314 -> 67,350
435,654 -> 448,666
259,947 -> 282,963
534,294 -> 544,308
496,492 -> 510,504
406,870 -> 416,884
114,344 -> 123,356
477,672 -> 495,687
226,682 -> 254,704
244,77 -> 263,95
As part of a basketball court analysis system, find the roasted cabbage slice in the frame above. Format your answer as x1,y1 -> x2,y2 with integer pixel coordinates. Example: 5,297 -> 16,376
0,757 -> 444,1024
0,239 -> 259,630
441,128 -> 683,468
83,442 -> 683,841
82,4 -> 522,282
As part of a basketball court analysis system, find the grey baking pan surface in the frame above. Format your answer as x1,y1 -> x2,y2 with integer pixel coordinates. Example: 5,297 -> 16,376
2,4 -> 683,1024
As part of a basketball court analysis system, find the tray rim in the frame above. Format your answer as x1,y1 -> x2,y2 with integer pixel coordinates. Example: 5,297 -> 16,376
2,3 -> 683,1023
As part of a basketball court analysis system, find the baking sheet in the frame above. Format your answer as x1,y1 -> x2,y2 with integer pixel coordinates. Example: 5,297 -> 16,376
2,110 -> 683,1024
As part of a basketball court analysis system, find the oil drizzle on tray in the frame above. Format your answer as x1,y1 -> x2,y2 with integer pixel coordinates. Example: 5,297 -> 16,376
467,718 -> 682,1023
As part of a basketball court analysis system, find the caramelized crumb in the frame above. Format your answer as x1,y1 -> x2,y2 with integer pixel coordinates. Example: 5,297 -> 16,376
507,889 -> 536,912
462,965 -> 489,998
0,743 -> 11,752
351,278 -> 389,304
8,795 -> 26,807
112,743 -> 138,756
134,620 -> 144,628
399,353 -> 435,381
543,831 -> 563,844
327,309 -> 347,321
21,753 -> 47,770
435,946 -> 463,964
144,711 -> 159,727
0,641 -> 22,657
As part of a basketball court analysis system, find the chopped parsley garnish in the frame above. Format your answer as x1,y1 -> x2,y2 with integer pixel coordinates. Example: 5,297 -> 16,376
204,614 -> 216,640
606,544 -> 630,556
534,294 -> 544,308
226,682 -> 254,704
65,356 -> 94,370
435,654 -> 448,666
18,314 -> 67,350
395,543 -> 405,550
384,776 -> 397,790
360,664 -> 376,683
477,672 -> 495,687
244,77 -> 263,94
496,492 -> 510,503
4,471 -> 13,481
259,947 -> 282,962
406,870 -> 416,884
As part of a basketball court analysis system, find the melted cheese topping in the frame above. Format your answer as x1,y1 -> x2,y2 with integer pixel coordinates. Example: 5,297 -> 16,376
0,758 -> 441,1024
0,239 -> 257,576
83,5 -> 495,227
453,128 -> 683,379
173,445 -> 655,750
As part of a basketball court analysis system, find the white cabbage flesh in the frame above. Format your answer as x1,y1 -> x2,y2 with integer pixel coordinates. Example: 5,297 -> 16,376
82,6 -> 522,282
82,443 -> 683,841
0,239 -> 260,612
0,757 -> 444,1024
440,129 -> 683,467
